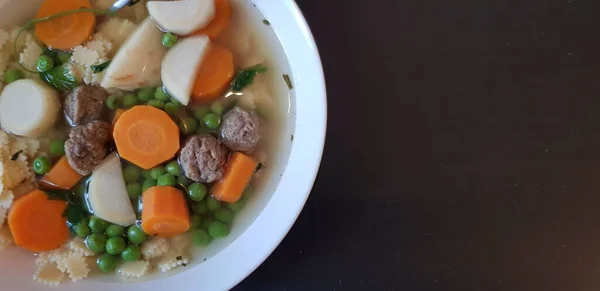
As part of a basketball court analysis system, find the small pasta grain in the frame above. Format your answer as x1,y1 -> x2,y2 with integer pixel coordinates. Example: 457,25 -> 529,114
117,260 -> 150,278
33,263 -> 65,286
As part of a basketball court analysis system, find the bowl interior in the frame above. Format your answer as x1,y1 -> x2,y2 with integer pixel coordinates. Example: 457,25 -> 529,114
0,0 -> 326,290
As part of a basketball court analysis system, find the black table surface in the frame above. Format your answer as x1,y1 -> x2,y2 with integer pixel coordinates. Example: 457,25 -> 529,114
234,0 -> 600,290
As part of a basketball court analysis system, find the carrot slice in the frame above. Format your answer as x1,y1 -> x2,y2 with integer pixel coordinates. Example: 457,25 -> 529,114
141,186 -> 190,237
192,0 -> 231,38
113,105 -> 180,170
211,152 -> 257,203
39,155 -> 83,190
34,0 -> 96,50
8,189 -> 69,252
192,43 -> 235,102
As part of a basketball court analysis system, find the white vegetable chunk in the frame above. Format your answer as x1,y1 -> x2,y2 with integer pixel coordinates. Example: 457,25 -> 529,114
101,17 -> 167,91
162,35 -> 211,106
0,79 -> 60,138
88,153 -> 136,227
147,0 -> 216,35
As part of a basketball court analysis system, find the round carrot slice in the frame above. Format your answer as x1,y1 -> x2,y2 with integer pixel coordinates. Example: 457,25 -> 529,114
34,0 -> 96,50
192,43 -> 235,102
192,0 -> 231,38
113,106 -> 180,170
8,189 -> 69,252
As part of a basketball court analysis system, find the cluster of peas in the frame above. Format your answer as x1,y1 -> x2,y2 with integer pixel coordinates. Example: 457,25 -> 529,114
73,215 -> 147,272
123,159 -> 249,247
106,85 -> 226,135
32,139 -> 67,175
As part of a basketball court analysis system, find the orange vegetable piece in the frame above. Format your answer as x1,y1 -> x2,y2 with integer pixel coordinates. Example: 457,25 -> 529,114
8,189 -> 70,252
39,155 -> 82,190
192,43 -> 235,102
192,0 -> 231,38
113,105 -> 180,170
211,152 -> 257,203
141,186 -> 190,237
34,0 -> 96,50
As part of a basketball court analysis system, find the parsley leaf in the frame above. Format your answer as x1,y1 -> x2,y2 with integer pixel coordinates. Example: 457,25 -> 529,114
11,150 -> 23,161
230,64 -> 268,92
91,60 -> 111,73
44,189 -> 85,224
40,65 -> 79,91
282,74 -> 293,89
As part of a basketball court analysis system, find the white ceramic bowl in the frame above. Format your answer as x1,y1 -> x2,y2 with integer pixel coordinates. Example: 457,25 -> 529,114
0,0 -> 326,290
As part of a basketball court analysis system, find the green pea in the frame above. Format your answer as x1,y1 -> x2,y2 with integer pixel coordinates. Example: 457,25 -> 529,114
187,183 -> 207,202
123,165 -> 141,183
164,102 -> 179,116
127,182 -> 142,199
154,87 -> 170,101
3,68 -> 22,84
137,87 -> 155,102
106,237 -> 126,255
190,214 -> 202,229
106,95 -> 121,110
179,117 -> 198,135
57,52 -> 71,64
127,225 -> 147,244
202,113 -> 221,130
191,229 -> 212,246
162,32 -> 178,48
166,160 -> 183,176
121,244 -> 141,262
89,216 -> 110,233
170,98 -> 182,107
206,196 -> 221,212
177,175 -> 192,187
142,179 -> 157,192
214,208 -> 234,224
227,196 -> 247,212
150,166 -> 166,179
208,221 -> 229,238
192,200 -> 207,214
36,55 -> 54,72
157,173 -> 176,186
202,216 -> 213,230
48,139 -> 65,157
210,101 -> 223,115
142,170 -> 153,179
33,156 -> 52,175
85,233 -> 107,253
122,93 -> 138,108
75,218 -> 90,238
194,106 -> 210,120
97,254 -> 118,272
147,99 -> 165,109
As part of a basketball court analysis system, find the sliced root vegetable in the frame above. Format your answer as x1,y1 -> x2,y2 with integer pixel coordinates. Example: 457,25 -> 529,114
34,0 -> 96,50
141,186 -> 190,237
101,17 -> 167,91
8,189 -> 69,252
147,0 -> 215,35
162,35 -> 211,106
0,79 -> 60,138
192,0 -> 231,38
113,105 -> 179,170
39,156 -> 83,190
88,153 -> 136,226
211,152 -> 257,203
192,42 -> 235,102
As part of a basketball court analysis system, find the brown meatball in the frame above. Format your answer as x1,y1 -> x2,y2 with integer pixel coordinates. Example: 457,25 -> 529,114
64,85 -> 108,125
65,121 -> 111,175
219,107 -> 261,153
179,135 -> 228,183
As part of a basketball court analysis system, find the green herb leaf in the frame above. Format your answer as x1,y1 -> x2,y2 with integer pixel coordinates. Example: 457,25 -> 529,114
44,189 -> 85,224
262,19 -> 271,26
255,163 -> 265,173
11,150 -> 23,161
40,65 -> 79,91
282,74 -> 293,89
63,203 -> 84,224
91,60 -> 111,73
231,64 -> 268,92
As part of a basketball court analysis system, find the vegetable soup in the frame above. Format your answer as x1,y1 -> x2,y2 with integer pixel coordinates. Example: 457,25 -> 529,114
0,0 -> 294,285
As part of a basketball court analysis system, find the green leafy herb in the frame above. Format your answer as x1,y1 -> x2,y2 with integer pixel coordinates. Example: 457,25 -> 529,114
262,19 -> 271,26
91,60 -> 111,73
290,134 -> 294,142
44,190 -> 85,224
231,64 -> 268,92
282,74 -> 293,89
11,150 -> 23,161
40,65 -> 79,91
255,163 -> 265,173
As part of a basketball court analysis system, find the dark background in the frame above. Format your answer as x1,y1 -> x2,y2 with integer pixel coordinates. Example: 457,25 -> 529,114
235,0 -> 600,290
